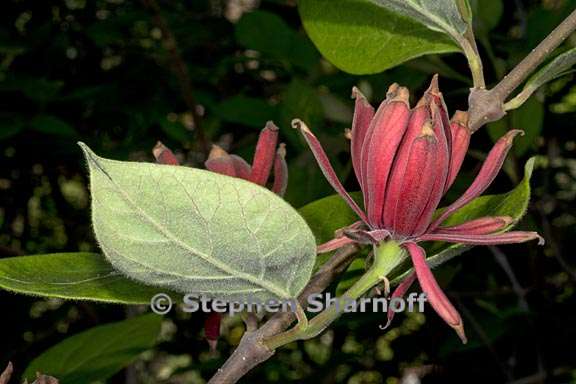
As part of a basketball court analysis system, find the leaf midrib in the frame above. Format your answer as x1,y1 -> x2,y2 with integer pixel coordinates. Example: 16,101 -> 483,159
86,149 -> 291,300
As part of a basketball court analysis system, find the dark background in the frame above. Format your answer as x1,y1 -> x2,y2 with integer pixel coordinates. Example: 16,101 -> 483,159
1,0 -> 575,383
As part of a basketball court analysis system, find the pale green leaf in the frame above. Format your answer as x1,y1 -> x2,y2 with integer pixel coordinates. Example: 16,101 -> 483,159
525,48 -> 576,92
24,314 -> 162,384
0,252 -> 166,304
506,48 -> 576,110
79,143 -> 316,302
368,0 -> 468,38
298,0 -> 459,75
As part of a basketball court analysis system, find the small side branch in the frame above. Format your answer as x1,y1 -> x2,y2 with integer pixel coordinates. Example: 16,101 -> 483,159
491,7 -> 576,102
207,245 -> 358,384
468,7 -> 576,131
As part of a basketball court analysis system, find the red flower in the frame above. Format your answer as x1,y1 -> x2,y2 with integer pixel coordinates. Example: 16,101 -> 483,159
295,75 -> 543,342
152,121 -> 288,349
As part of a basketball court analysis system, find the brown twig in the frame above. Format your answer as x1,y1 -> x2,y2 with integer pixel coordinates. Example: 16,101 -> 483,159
141,0 -> 210,156
207,245 -> 358,384
468,7 -> 576,131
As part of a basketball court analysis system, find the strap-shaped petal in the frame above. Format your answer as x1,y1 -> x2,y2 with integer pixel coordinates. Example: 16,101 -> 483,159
429,129 -> 523,230
435,216 -> 513,235
419,231 -> 544,245
381,272 -> 416,330
317,236 -> 357,254
293,119 -> 368,223
405,242 -> 467,343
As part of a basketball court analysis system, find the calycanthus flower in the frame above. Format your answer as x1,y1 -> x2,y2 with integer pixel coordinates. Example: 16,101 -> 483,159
152,121 -> 288,350
294,75 -> 543,343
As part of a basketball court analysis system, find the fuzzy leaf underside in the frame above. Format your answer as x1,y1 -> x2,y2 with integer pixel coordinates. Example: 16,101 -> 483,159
80,143 -> 316,302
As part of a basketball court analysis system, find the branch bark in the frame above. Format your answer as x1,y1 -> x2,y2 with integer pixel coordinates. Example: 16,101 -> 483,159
141,0 -> 210,155
468,7 -> 576,131
207,245 -> 358,384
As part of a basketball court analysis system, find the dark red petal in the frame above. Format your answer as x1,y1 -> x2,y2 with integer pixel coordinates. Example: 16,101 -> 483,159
351,87 -> 375,189
405,242 -> 467,343
153,141 -> 180,165
317,236 -> 357,253
362,85 -> 411,228
293,119 -> 368,223
272,143 -> 288,196
427,75 -> 453,163
420,231 -> 544,245
250,121 -> 279,186
435,216 -> 513,235
411,103 -> 450,236
381,272 -> 416,329
382,103 -> 429,230
445,111 -> 471,191
430,129 -> 524,230
204,312 -> 222,351
392,126 -> 439,236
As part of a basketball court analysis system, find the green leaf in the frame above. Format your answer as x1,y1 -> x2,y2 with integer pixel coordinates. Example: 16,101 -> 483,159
215,95 -> 277,127
30,115 -> 77,137
235,10 -> 319,71
488,98 -> 544,156
299,192 -> 361,245
470,0 -> 503,35
280,80 -> 324,147
392,158 -> 537,283
79,143 -> 316,301
0,116 -> 24,140
368,0 -> 468,38
512,98 -> 544,156
298,0 -> 459,75
506,48 -> 576,111
0,252 -> 166,304
24,314 -> 162,384
441,158 -> 535,227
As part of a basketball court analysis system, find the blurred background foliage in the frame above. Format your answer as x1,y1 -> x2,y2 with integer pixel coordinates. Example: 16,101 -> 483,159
0,0 -> 576,383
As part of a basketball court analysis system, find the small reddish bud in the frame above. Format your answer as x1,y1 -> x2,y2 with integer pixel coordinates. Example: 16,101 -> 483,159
250,121 -> 279,186
205,145 -> 252,179
153,141 -> 179,165
204,312 -> 222,351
